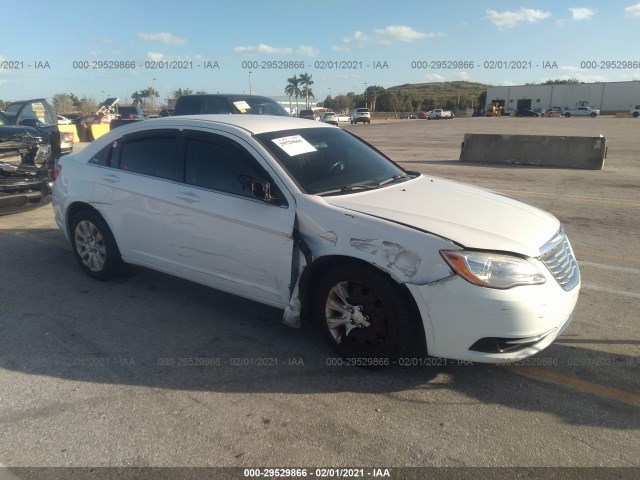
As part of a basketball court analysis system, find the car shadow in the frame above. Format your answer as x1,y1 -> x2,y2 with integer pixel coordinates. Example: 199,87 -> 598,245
1,227 -> 638,431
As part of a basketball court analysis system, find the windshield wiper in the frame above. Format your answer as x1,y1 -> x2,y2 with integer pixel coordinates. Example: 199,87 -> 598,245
316,183 -> 379,196
377,173 -> 411,186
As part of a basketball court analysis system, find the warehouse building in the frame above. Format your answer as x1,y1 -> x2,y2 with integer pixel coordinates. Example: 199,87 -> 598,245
485,81 -> 640,114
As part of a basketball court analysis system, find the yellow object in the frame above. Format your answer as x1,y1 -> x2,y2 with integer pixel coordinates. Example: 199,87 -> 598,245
89,123 -> 110,140
58,124 -> 79,143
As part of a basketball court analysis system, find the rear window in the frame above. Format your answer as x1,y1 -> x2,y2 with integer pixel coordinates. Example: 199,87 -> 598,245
356,108 -> 370,113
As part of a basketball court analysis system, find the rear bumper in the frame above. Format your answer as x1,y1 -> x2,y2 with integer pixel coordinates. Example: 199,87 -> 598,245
0,177 -> 52,215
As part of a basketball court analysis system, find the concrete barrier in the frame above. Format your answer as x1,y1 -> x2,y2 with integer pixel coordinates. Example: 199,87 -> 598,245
459,134 -> 606,170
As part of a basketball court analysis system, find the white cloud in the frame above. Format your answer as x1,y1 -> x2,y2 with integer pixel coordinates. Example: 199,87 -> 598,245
234,44 -> 293,55
569,8 -> 595,20
331,45 -> 351,53
342,25 -> 442,47
427,74 -> 446,82
297,45 -> 319,57
456,71 -> 471,81
146,52 -> 165,61
88,50 -> 102,57
138,32 -> 187,46
625,2 -> 640,16
372,25 -> 428,42
486,8 -> 551,28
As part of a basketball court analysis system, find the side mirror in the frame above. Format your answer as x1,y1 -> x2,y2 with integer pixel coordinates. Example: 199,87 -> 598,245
239,175 -> 282,204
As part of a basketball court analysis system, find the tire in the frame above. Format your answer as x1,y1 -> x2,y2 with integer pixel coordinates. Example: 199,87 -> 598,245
70,210 -> 122,280
313,264 -> 420,362
564,112 -> 571,118
633,112 -> 639,118
590,112 -> 597,118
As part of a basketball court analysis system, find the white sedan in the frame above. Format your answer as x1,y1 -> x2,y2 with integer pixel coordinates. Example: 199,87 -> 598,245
52,115 -> 580,363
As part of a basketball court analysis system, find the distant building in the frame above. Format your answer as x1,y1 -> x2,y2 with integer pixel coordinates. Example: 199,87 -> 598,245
485,81 -> 640,113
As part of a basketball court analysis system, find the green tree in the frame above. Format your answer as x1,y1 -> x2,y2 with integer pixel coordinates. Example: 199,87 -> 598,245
478,91 -> 487,109
78,97 -> 97,114
172,88 -> 193,99
285,75 -> 301,114
131,91 -> 145,106
299,73 -> 314,109
365,85 -> 385,112
53,93 -> 75,114
544,78 -> 580,85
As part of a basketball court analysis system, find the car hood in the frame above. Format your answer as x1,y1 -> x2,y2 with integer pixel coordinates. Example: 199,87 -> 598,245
323,175 -> 559,257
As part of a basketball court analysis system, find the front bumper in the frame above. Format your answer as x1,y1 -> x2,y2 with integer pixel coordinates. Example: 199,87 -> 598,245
406,269 -> 580,363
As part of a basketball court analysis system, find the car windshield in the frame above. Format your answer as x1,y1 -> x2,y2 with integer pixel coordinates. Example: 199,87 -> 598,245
256,128 -> 415,195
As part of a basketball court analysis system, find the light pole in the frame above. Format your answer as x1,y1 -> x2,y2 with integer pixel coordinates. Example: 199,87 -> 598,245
249,71 -> 252,95
364,82 -> 368,109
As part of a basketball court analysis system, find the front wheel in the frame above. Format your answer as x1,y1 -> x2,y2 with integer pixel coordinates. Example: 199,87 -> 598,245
313,265 -> 420,362
564,112 -> 571,118
70,210 -> 122,280
590,112 -> 597,118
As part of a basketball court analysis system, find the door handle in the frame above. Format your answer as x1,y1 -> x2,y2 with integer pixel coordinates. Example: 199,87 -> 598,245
176,192 -> 201,203
101,174 -> 120,183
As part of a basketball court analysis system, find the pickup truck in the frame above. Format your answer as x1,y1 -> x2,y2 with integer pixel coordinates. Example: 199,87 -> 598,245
631,105 -> 640,118
427,109 -> 454,119
563,106 -> 599,117
0,99 -> 61,214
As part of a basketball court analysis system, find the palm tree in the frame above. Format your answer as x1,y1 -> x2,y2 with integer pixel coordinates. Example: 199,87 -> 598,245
299,73 -> 314,109
285,75 -> 301,115
301,87 -> 315,108
130,91 -> 145,107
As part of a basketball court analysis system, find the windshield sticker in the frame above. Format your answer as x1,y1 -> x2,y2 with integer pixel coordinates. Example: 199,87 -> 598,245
233,101 -> 252,113
272,135 -> 317,156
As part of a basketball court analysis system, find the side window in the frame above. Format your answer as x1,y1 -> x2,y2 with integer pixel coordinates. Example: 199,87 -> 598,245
184,133 -> 268,197
88,142 -> 114,166
119,134 -> 178,180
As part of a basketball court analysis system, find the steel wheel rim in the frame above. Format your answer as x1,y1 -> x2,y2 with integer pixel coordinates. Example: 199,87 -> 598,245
74,220 -> 106,272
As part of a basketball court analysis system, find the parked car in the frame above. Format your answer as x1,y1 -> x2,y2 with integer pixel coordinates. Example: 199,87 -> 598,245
52,115 -> 580,364
629,105 -> 639,118
174,94 -> 289,117
57,115 -> 72,125
117,106 -> 146,120
320,112 -> 338,125
336,113 -> 351,123
516,109 -> 541,117
0,103 -> 58,214
427,109 -> 454,120
350,108 -> 371,124
299,109 -> 317,120
418,111 -> 429,119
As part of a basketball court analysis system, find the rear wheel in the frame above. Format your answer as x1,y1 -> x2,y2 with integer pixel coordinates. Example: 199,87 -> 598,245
313,265 -> 419,362
564,112 -> 571,118
70,210 -> 122,280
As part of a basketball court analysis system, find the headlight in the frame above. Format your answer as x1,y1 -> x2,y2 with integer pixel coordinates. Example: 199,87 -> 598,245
440,250 -> 546,289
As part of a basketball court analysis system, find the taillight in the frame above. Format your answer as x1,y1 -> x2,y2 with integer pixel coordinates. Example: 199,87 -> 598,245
52,162 -> 62,181
64,132 -> 74,143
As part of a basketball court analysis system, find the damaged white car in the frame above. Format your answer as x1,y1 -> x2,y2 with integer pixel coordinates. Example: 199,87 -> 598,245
52,115 -> 580,363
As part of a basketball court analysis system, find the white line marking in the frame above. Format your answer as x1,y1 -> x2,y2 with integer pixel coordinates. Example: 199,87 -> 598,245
581,283 -> 640,299
579,261 -> 640,275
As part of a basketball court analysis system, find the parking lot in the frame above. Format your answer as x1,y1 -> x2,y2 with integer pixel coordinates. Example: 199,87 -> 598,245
0,117 -> 638,475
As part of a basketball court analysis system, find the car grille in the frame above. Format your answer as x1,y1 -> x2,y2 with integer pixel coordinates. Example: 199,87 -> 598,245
539,228 -> 580,291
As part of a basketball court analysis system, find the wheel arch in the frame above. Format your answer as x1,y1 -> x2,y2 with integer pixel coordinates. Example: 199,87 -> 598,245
65,202 -> 104,238
299,254 -> 428,355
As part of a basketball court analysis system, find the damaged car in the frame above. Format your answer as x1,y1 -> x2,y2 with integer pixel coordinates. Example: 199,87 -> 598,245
1,99 -> 63,214
52,115 -> 580,363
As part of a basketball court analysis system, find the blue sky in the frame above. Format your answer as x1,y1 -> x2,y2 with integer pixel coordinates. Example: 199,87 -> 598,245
2,0 -> 640,104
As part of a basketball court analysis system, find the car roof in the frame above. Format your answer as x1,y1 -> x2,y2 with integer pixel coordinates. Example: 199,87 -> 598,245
112,114 -> 336,136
